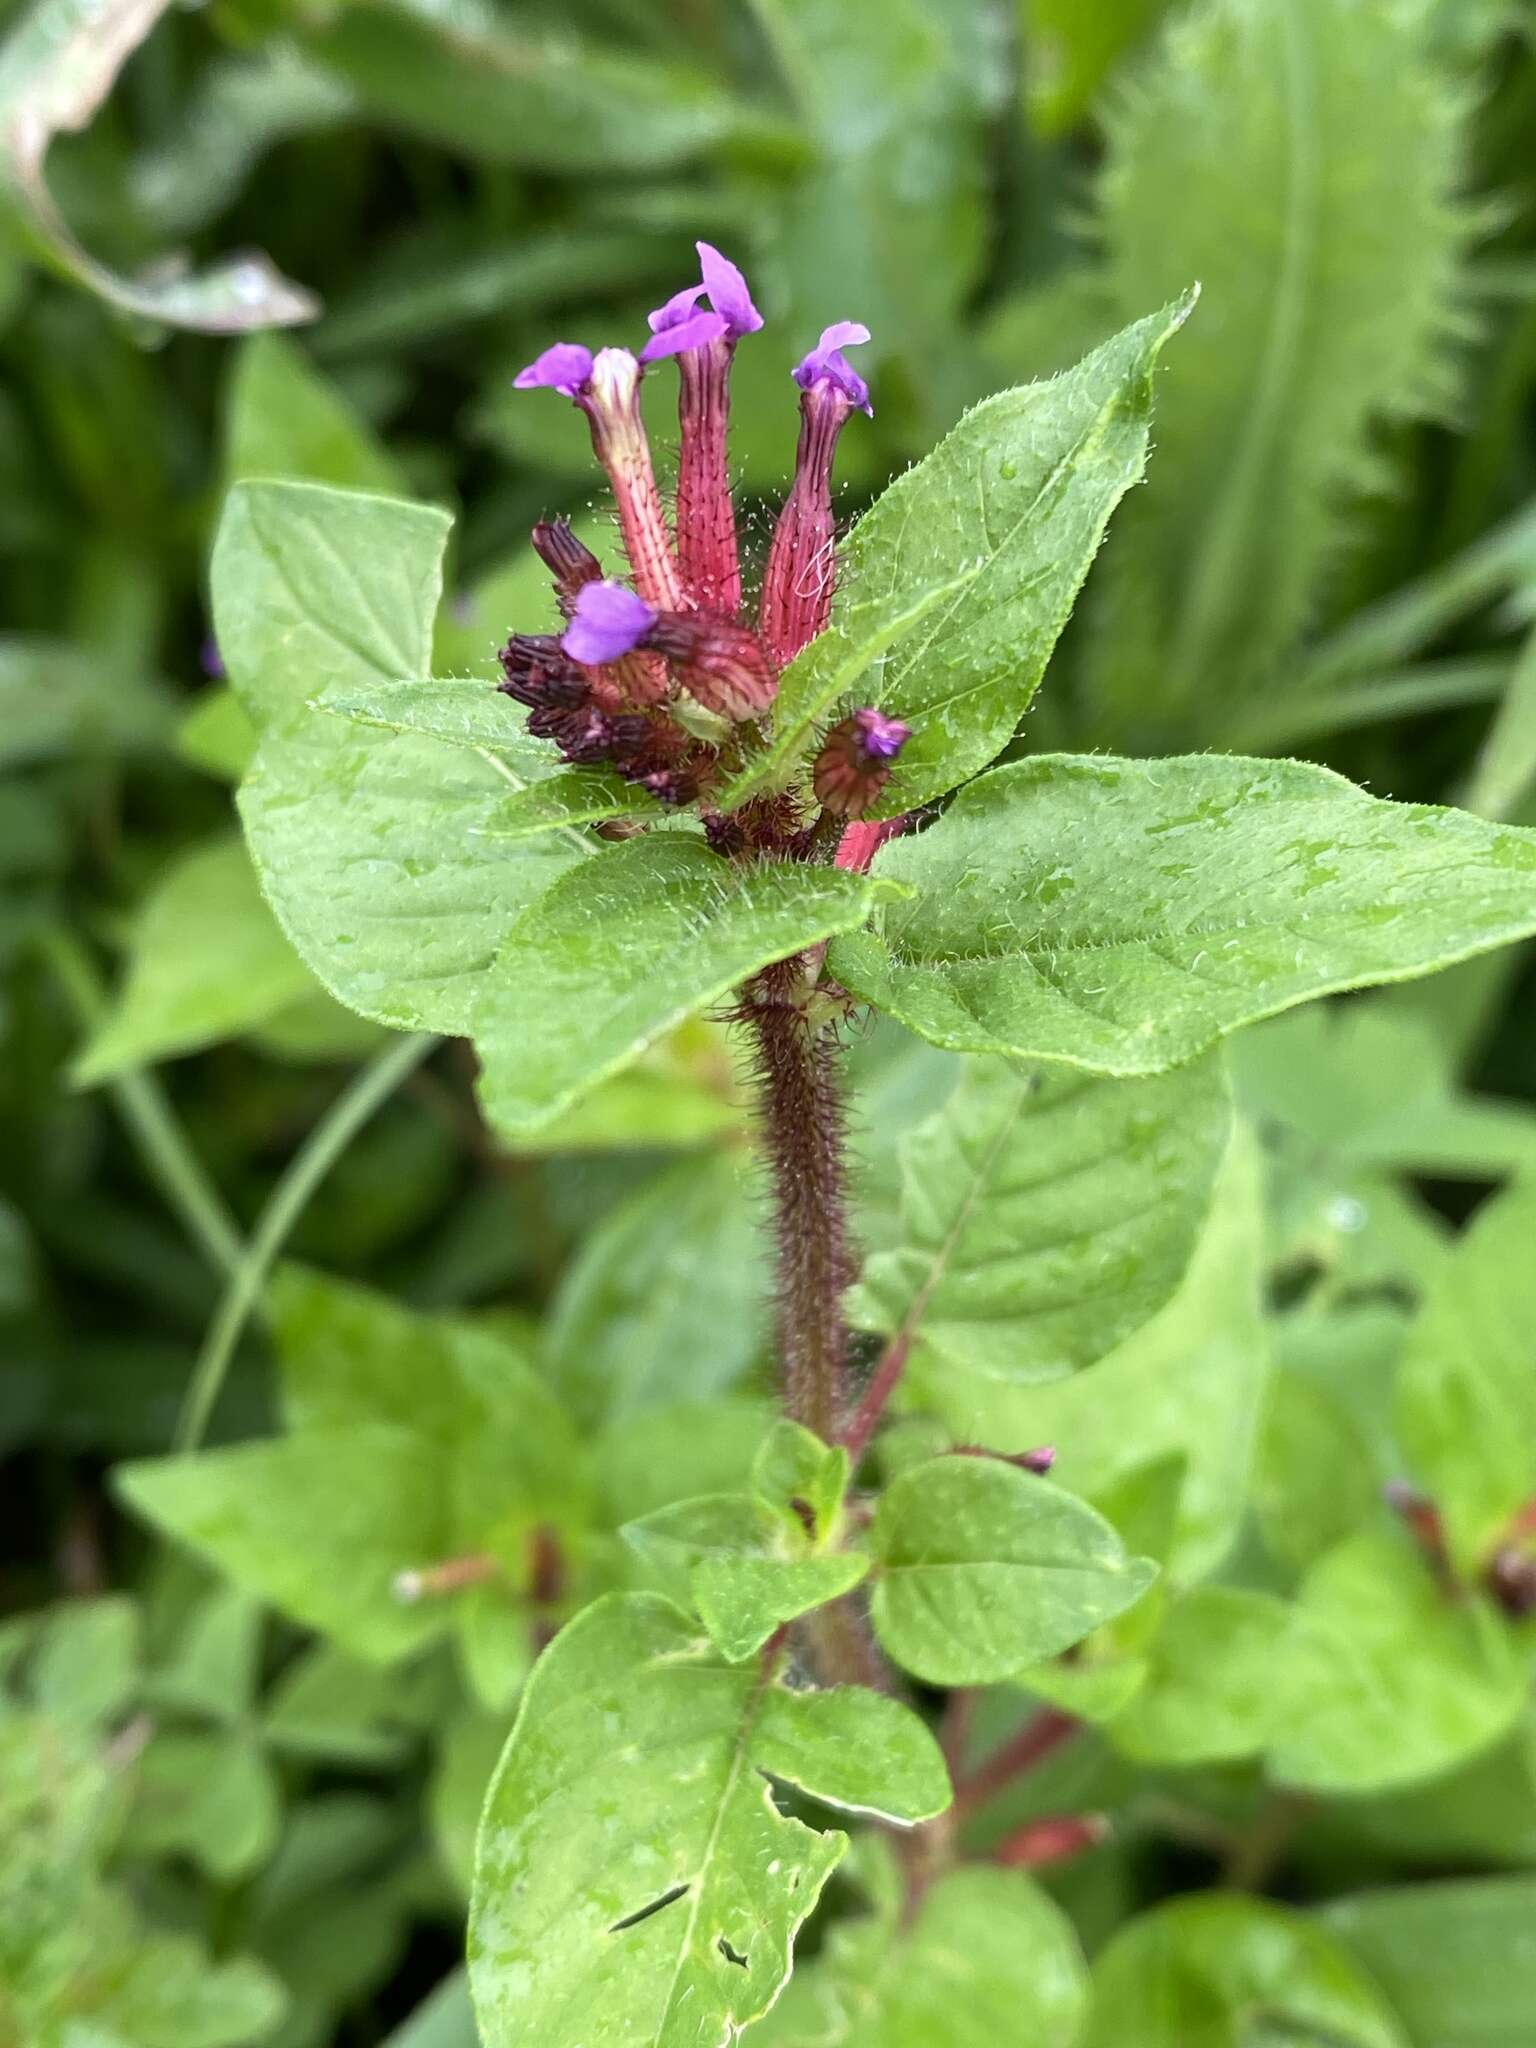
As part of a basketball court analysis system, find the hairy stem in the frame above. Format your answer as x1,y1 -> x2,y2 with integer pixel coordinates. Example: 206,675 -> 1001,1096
744,959 -> 853,1442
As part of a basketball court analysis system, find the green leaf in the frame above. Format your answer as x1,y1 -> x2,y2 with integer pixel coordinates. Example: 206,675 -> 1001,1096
0,0 -> 316,329
315,675 -> 558,773
0,634 -> 171,768
468,1594 -> 944,2048
1080,1895 -> 1407,2048
176,687 -> 256,783
1326,1875 -> 1536,2048
1271,1530 -> 1525,1794
1108,1586 -> 1294,1766
475,768 -> 641,840
752,1421 -> 850,1546
310,0 -> 769,171
852,1052 -> 1229,1385
1024,0 -> 1172,136
832,755 -> 1536,1076
147,1585 -> 262,1723
621,1489 -> 868,1662
71,836 -> 316,1085
225,332 -> 402,493
868,1456 -> 1156,1685
544,1150 -> 768,1429
910,1124 -> 1268,1579
120,1728 -> 281,1881
1083,0 -> 1473,735
27,1596 -> 139,1732
760,1866 -> 1088,2048
1395,1177 -> 1536,1576
212,480 -> 581,1033
473,838 -> 901,1136
263,1643 -> 427,1768
790,298 -> 1193,815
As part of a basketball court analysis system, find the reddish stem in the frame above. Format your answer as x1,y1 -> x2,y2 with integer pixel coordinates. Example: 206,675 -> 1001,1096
839,1326 -> 912,1464
952,1707 -> 1079,1821
992,1812 -> 1111,1870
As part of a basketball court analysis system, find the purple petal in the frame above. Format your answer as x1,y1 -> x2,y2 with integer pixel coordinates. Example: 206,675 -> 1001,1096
513,343 -> 594,397
639,309 -> 729,362
646,284 -> 708,335
792,322 -> 874,415
561,581 -> 657,666
697,242 -> 763,337
853,707 -> 910,759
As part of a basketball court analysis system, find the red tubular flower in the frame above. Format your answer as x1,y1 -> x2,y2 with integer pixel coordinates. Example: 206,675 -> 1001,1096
760,324 -> 872,670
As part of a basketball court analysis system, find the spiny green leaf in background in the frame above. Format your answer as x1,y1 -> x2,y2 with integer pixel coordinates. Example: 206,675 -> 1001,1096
71,836 -> 316,1086
472,839 -> 903,1136
852,1051 -> 1230,1385
1083,0 -> 1472,739
1395,1175 -> 1536,1576
468,1593 -> 948,2048
1080,1894 -> 1407,2048
213,480 -> 582,1033
868,1455 -> 1157,1685
832,754 -> 1536,1075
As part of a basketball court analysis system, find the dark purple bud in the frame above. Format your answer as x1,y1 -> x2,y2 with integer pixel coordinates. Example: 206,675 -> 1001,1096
513,342 -> 595,397
813,707 -> 910,817
497,633 -> 589,711
562,581 -> 658,667
792,321 -> 873,415
645,612 -> 776,720
532,520 -> 603,615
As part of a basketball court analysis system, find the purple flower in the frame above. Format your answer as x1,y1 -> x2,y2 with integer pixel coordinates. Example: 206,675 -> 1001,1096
793,322 -> 873,415
696,242 -> 763,338
513,343 -> 595,397
639,242 -> 763,363
852,707 -> 910,758
561,580 -> 657,666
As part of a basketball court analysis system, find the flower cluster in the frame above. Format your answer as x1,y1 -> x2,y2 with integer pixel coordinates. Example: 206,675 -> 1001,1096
499,245 -> 908,833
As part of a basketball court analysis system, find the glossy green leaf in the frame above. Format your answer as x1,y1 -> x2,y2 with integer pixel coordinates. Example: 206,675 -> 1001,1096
544,1150 -> 768,1428
852,1052 -> 1229,1385
911,1125 -> 1268,1579
473,838 -> 901,1136
791,298 -> 1193,815
832,755 -> 1536,1076
1326,1875 -> 1536,2048
869,1456 -> 1156,1684
71,836 -> 315,1085
225,332 -> 401,493
212,480 -> 581,1033
468,1594 -> 945,2048
1271,1530 -> 1525,1794
1395,1177 -> 1536,1575
1083,0 -> 1473,736
1081,1895 -> 1407,2048
1108,1586 -> 1294,1765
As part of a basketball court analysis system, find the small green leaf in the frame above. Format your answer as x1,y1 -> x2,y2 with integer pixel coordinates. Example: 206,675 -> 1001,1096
752,1421 -> 851,1546
71,836 -> 316,1085
1271,1529 -> 1525,1794
869,1457 -> 1156,1685
1081,1895 -> 1407,2048
1395,1176 -> 1536,1575
28,1596 -> 139,1732
468,1594 -> 937,2048
852,1053 -> 1229,1385
475,768 -> 640,840
473,838 -> 901,1136
120,1728 -> 281,1881
315,674 -> 567,779
833,754 -> 1536,1076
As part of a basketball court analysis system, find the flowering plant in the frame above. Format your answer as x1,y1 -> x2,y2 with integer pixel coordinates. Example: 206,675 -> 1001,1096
123,232 -> 1536,2048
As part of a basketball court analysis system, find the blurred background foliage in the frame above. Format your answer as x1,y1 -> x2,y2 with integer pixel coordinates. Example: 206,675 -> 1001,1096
5,0 -> 1536,2043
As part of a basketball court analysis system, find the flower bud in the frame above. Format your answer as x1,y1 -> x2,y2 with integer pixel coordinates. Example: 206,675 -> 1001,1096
813,707 -> 910,816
